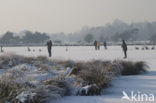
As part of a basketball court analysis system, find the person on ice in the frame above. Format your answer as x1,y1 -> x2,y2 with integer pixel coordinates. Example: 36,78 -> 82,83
103,41 -> 107,49
94,40 -> 97,50
121,40 -> 127,58
97,41 -> 100,50
0,46 -> 3,52
47,40 -> 52,57
27,47 -> 31,52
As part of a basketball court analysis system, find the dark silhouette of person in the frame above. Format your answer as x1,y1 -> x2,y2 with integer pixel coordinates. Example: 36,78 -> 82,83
94,40 -> 97,50
104,42 -> 107,49
0,46 -> 3,52
65,44 -> 68,51
121,40 -> 127,58
27,47 -> 31,52
151,46 -> 155,50
47,40 -> 52,57
39,49 -> 42,52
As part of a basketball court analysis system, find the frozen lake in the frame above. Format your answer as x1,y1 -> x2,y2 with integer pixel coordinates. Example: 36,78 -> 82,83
1,45 -> 156,103
1,45 -> 156,69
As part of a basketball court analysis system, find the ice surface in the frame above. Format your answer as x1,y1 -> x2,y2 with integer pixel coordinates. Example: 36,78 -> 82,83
1,46 -> 156,103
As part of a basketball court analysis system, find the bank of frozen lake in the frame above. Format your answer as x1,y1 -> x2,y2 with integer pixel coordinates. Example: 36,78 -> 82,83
0,46 -> 156,103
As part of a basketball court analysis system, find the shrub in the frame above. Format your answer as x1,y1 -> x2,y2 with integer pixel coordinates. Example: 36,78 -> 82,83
78,61 -> 114,88
119,61 -> 148,75
69,62 -> 86,75
31,77 -> 70,103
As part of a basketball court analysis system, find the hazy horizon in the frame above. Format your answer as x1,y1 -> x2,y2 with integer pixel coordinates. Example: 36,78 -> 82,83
0,0 -> 156,34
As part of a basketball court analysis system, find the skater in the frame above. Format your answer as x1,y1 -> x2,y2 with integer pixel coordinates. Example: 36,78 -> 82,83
94,40 -> 97,50
121,40 -> 127,58
65,44 -> 68,51
47,40 -> 52,57
151,46 -> 155,50
97,41 -> 100,50
66,46 -> 68,51
145,46 -> 149,50
104,41 -> 107,49
0,46 -> 3,52
27,47 -> 31,52
39,49 -> 42,52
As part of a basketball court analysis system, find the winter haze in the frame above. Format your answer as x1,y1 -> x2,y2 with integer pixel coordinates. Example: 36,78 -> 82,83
0,0 -> 156,34
0,1 -> 156,103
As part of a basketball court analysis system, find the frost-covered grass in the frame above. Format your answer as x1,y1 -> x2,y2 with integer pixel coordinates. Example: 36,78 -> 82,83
0,66 -> 70,103
55,60 -> 115,85
117,61 -> 148,75
54,60 -> 148,95
0,75 -> 69,103
0,54 -> 70,103
0,54 -> 148,102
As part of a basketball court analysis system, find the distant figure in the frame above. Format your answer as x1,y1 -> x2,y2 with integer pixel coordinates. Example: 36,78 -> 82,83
145,46 -> 149,50
65,44 -> 68,51
94,40 -> 97,50
142,47 -> 145,50
97,41 -> 100,50
47,40 -> 52,57
121,40 -> 127,58
0,46 -> 3,52
33,49 -> 35,52
27,47 -> 31,52
66,46 -> 68,51
39,49 -> 42,52
151,46 -> 155,50
135,47 -> 139,50
103,42 -> 107,49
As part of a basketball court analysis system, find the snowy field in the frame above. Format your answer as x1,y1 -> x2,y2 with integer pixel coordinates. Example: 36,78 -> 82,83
1,45 -> 156,103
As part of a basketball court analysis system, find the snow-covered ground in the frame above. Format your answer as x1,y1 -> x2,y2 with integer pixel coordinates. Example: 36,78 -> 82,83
1,46 -> 156,103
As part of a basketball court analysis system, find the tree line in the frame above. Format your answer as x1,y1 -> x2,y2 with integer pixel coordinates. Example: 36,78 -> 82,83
0,31 -> 50,45
48,20 -> 156,44
1,20 -> 156,45
83,28 -> 156,43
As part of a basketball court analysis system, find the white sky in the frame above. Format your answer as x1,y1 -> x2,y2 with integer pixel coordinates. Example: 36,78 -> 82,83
0,0 -> 156,34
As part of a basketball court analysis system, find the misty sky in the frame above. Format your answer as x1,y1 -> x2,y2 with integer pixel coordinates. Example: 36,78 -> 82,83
0,0 -> 156,34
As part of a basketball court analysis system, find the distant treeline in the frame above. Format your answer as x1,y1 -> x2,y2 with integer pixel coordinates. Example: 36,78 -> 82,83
0,31 -> 50,45
1,20 -> 156,46
49,19 -> 156,43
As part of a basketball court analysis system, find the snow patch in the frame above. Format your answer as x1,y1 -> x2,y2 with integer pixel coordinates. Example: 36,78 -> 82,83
16,91 -> 36,102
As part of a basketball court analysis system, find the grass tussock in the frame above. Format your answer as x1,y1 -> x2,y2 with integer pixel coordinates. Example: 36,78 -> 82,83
0,54 -> 71,103
0,54 -> 24,68
76,61 -> 114,88
32,77 -> 70,103
0,73 -> 69,103
55,60 -> 115,88
0,79 -> 34,102
118,61 -> 148,75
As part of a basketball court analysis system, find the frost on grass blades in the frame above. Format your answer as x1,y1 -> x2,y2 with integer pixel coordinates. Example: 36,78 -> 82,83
121,91 -> 155,102
0,54 -> 149,103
